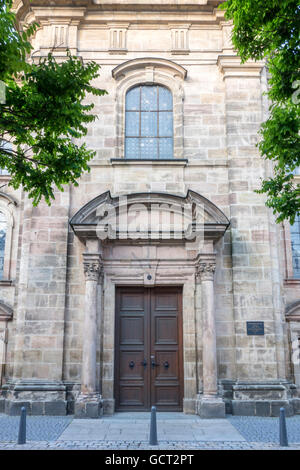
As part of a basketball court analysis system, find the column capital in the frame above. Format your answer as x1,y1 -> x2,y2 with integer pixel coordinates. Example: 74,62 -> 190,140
197,262 -> 216,281
196,255 -> 216,282
83,254 -> 103,282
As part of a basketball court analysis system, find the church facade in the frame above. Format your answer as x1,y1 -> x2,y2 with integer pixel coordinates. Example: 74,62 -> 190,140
1,0 -> 300,418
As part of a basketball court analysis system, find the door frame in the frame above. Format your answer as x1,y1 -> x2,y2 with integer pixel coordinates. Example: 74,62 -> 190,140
100,260 -> 198,415
114,286 -> 183,411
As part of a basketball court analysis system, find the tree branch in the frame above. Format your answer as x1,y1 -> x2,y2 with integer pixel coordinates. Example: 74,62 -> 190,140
0,147 -> 47,166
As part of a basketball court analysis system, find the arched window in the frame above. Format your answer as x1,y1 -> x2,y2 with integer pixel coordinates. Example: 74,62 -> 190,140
125,85 -> 173,159
0,212 -> 7,280
0,141 -> 10,175
291,214 -> 300,278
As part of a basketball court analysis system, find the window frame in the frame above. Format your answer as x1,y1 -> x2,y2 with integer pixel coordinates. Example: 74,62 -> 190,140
125,84 -> 174,160
290,215 -> 300,279
113,58 -> 186,160
0,211 -> 8,281
0,196 -> 15,281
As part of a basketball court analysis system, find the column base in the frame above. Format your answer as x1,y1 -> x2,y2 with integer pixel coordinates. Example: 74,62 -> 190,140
183,398 -> 196,414
74,393 -> 103,419
196,395 -> 226,419
1,380 -> 67,416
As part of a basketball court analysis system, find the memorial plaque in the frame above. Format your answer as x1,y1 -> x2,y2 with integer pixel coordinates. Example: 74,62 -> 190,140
246,321 -> 264,336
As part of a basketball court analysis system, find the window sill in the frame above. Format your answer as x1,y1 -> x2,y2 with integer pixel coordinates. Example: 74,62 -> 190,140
284,278 -> 300,286
110,159 -> 188,167
0,280 -> 13,286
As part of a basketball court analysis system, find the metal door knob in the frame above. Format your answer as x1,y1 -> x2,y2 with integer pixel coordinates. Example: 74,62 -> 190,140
151,356 -> 160,368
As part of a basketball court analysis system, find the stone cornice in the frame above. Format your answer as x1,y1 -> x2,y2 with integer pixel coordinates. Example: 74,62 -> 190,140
13,0 -> 227,27
218,55 -> 265,79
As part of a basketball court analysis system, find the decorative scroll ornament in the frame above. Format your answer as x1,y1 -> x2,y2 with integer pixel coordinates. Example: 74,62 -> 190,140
197,262 -> 216,281
83,260 -> 102,281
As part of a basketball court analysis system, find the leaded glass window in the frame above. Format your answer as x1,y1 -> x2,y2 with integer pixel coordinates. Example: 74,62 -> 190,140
0,212 -> 7,280
125,85 -> 173,159
291,214 -> 300,278
0,141 -> 10,175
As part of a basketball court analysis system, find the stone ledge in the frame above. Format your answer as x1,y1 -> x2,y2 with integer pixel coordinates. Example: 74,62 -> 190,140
110,158 -> 188,167
231,400 -> 294,417
233,383 -> 288,401
4,399 -> 67,416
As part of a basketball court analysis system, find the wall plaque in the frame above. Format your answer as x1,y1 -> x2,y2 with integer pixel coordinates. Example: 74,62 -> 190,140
246,321 -> 264,336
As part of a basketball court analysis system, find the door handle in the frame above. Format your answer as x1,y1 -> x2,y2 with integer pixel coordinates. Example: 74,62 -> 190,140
151,355 -> 159,368
141,359 -> 147,368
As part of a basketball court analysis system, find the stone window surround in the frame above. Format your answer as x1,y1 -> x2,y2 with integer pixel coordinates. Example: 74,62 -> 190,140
283,221 -> 300,284
0,193 -> 17,282
286,302 -> 300,387
0,301 -> 13,387
112,58 -> 187,160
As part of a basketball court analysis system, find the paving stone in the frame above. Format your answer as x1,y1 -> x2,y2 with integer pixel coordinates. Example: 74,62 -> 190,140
0,413 -> 300,449
0,414 -> 72,442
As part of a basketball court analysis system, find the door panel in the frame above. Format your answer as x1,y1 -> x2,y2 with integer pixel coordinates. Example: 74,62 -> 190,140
115,287 -> 150,410
115,286 -> 183,411
150,287 -> 183,411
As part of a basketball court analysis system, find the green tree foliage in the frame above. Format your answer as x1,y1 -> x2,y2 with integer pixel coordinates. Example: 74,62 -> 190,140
0,0 -> 107,205
221,0 -> 300,223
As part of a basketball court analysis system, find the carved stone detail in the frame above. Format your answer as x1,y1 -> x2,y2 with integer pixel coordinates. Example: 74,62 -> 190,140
197,262 -> 216,281
83,259 -> 102,281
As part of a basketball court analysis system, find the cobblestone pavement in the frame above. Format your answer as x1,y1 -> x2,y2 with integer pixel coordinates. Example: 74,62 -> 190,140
0,440 -> 299,450
0,415 -> 72,442
228,416 -> 300,443
0,413 -> 299,450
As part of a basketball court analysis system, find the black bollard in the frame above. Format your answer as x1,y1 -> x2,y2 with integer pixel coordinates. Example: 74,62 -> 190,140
17,407 -> 27,445
279,407 -> 288,447
149,406 -> 158,445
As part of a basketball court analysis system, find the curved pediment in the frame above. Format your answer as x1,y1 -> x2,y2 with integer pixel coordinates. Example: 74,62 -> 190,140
70,190 -> 229,242
0,301 -> 13,322
286,300 -> 300,321
112,58 -> 187,81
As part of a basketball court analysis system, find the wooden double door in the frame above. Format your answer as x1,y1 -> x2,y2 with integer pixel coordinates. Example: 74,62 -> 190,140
115,286 -> 183,411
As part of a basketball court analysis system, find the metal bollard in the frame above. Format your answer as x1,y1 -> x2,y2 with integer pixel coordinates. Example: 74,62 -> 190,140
149,406 -> 158,445
279,407 -> 288,447
17,407 -> 27,445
